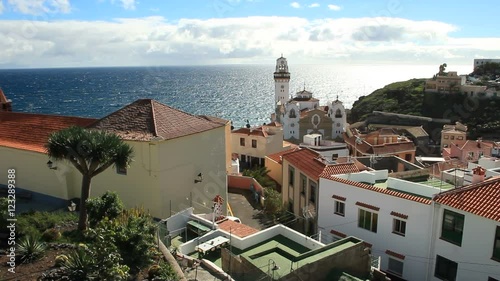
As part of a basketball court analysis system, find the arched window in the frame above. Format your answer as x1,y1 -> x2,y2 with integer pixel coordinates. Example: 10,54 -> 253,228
335,109 -> 342,118
289,109 -> 296,118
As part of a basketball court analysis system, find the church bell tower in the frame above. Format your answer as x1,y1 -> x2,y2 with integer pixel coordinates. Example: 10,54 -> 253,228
274,55 -> 290,105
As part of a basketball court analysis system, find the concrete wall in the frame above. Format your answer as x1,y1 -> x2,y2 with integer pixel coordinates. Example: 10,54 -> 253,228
387,177 -> 441,198
0,147 -> 79,200
318,177 -> 434,281
162,207 -> 194,236
227,175 -> 263,194
158,126 -> 228,218
430,206 -> 500,281
286,238 -> 371,281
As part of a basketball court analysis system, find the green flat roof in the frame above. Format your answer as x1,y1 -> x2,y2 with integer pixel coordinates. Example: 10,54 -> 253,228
238,235 -> 361,280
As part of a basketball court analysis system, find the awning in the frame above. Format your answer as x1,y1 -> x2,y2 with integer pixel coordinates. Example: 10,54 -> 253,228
187,220 -> 211,234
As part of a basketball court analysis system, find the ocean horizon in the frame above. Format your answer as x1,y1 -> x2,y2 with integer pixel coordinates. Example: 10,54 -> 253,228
0,63 -> 471,128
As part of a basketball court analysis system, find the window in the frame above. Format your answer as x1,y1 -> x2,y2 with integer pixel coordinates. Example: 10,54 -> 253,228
358,209 -> 378,233
289,109 -> 296,118
251,139 -> 257,148
309,182 -> 317,204
434,255 -> 457,281
493,226 -> 500,261
240,138 -> 245,146
450,136 -> 455,140
457,136 -> 463,140
405,154 -> 412,161
444,135 -> 449,139
388,258 -> 404,276
393,219 -> 406,236
334,201 -> 345,216
300,174 -> 306,196
441,209 -> 464,246
116,166 -> 127,175
288,166 -> 295,186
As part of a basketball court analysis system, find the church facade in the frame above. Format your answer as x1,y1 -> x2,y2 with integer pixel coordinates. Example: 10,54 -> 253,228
272,56 -> 347,144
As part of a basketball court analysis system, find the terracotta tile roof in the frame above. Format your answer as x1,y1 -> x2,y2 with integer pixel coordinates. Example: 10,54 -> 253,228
0,112 -> 96,153
266,147 -> 300,164
89,99 -> 226,141
319,163 -> 360,179
217,219 -> 259,238
434,176 -> 500,222
282,148 -> 326,181
321,176 -> 432,205
405,126 -> 429,138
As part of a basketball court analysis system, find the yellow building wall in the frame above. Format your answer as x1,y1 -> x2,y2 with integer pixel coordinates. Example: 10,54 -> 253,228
157,126 -> 228,218
265,158 -> 283,188
0,147 -> 78,200
89,141 -> 160,217
0,126 -> 229,220
224,122 -> 232,175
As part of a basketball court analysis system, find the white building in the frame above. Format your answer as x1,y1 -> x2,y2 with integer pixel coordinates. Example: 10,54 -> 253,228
318,170 -> 445,281
431,175 -> 500,281
474,59 -> 500,69
272,56 -> 347,143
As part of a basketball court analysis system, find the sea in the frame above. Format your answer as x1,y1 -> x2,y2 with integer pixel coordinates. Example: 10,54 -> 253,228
0,64 -> 471,128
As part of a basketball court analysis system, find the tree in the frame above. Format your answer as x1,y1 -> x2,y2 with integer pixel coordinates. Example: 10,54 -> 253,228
46,126 -> 133,231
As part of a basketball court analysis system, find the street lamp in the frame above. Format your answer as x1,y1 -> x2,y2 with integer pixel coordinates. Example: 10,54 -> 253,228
46,160 -> 57,170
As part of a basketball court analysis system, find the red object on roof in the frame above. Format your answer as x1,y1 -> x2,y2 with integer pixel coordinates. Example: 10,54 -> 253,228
434,176 -> 500,222
217,219 -> 259,238
0,112 -> 96,153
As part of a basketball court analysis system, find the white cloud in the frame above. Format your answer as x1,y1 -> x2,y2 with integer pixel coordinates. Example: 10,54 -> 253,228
308,3 -> 319,8
119,0 -> 135,10
327,4 -> 341,11
6,0 -> 71,15
290,2 -> 300,8
0,16 -> 497,68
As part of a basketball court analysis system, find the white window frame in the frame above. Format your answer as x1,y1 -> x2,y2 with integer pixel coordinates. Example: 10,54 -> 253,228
392,218 -> 406,237
387,257 -> 404,276
334,200 -> 345,216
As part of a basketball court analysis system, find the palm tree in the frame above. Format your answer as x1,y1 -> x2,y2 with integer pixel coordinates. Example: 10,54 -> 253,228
46,126 -> 133,231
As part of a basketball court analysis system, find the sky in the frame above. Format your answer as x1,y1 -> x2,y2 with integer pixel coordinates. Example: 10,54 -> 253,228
0,0 -> 499,68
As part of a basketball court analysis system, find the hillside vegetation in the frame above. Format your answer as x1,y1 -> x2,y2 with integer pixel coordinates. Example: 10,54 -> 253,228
348,79 -> 426,122
348,77 -> 500,140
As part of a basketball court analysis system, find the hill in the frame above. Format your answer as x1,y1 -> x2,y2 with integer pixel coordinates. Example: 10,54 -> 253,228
348,79 -> 500,140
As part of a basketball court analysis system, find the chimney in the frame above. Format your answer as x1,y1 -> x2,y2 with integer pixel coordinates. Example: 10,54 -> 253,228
471,165 -> 486,184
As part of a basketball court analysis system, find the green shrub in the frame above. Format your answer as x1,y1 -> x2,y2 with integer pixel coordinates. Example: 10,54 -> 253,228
86,191 -> 124,227
42,228 -> 61,242
0,198 -> 8,230
154,261 -> 178,281
17,235 -> 47,263
61,248 -> 97,281
17,211 -> 77,238
147,264 -> 161,279
54,254 -> 68,267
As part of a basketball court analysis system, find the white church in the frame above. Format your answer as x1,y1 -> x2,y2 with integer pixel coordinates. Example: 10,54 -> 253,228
271,56 -> 347,143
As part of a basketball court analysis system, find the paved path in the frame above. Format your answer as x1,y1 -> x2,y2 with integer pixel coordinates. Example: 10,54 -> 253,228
227,188 -> 272,231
